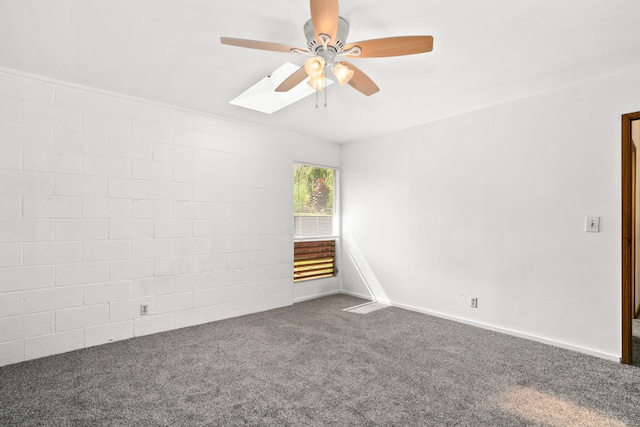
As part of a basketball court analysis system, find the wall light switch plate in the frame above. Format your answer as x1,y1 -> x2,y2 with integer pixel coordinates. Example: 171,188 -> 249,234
585,216 -> 600,232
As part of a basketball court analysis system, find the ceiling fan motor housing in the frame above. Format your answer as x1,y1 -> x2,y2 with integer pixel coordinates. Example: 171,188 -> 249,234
304,16 -> 350,55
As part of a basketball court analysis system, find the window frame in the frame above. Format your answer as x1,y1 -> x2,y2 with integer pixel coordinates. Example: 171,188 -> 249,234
293,162 -> 340,282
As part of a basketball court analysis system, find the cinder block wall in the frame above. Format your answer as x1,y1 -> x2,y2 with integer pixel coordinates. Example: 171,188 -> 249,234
0,70 -> 313,366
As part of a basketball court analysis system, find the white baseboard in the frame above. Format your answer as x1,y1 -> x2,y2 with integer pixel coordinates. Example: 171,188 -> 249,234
294,290 -> 341,304
384,300 -> 621,363
338,289 -> 374,301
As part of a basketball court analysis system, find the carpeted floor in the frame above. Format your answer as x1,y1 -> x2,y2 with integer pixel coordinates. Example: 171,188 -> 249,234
633,318 -> 640,368
1,294 -> 639,426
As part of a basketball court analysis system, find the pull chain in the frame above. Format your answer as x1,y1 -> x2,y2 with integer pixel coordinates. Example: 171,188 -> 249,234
324,75 -> 328,107
313,74 -> 328,109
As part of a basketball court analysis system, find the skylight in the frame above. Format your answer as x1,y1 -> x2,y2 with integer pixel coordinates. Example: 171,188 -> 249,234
229,62 -> 333,114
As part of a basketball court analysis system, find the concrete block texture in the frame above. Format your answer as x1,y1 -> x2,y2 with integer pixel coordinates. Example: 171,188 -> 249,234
0,69 -> 317,367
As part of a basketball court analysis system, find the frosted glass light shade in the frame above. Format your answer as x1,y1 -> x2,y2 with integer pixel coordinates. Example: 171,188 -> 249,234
332,63 -> 354,86
307,74 -> 326,91
305,56 -> 326,78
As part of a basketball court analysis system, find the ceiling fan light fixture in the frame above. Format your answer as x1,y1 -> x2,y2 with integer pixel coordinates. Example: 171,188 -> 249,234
307,74 -> 326,91
304,56 -> 326,78
221,0 -> 434,104
332,63 -> 354,86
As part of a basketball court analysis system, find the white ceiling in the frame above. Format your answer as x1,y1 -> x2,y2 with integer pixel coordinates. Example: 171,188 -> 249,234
1,0 -> 640,143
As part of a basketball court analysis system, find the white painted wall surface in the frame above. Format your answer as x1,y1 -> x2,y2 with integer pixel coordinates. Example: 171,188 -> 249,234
341,66 -> 640,361
0,69 -> 338,367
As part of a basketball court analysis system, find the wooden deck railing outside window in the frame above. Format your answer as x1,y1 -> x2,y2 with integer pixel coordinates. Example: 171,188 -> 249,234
294,240 -> 336,282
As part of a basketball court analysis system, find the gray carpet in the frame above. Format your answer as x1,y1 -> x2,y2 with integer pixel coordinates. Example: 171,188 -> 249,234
633,318 -> 640,369
1,294 -> 639,426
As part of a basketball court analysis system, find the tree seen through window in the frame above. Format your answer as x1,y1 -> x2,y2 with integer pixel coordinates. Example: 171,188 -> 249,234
294,164 -> 335,238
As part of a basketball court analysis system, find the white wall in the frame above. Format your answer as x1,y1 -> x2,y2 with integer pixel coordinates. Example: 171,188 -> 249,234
0,69 -> 337,367
341,65 -> 640,361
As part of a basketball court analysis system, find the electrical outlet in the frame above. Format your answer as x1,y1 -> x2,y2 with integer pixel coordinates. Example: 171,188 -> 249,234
140,304 -> 149,316
470,297 -> 478,308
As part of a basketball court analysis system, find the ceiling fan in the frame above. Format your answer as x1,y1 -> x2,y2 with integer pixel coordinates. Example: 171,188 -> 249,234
220,0 -> 434,97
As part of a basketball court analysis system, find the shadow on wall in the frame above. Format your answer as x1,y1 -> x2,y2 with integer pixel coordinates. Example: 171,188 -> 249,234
341,236 -> 389,303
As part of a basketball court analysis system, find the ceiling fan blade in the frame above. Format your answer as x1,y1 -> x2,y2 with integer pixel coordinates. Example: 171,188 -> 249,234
310,0 -> 339,45
275,67 -> 308,92
340,61 -> 379,96
344,36 -> 433,58
220,37 -> 306,54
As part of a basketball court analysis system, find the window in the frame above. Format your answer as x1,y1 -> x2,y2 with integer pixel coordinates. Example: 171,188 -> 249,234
293,164 -> 337,282
294,164 -> 336,238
